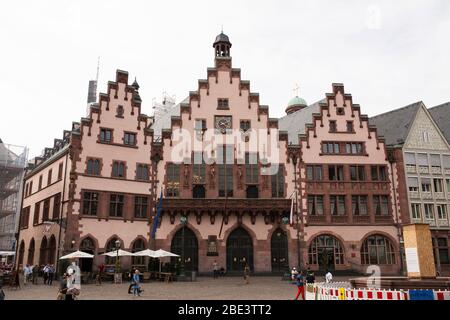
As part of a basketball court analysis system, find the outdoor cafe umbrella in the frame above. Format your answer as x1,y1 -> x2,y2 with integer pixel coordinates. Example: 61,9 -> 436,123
101,249 -> 135,257
154,249 -> 179,272
132,249 -> 157,258
0,251 -> 15,257
59,250 -> 94,260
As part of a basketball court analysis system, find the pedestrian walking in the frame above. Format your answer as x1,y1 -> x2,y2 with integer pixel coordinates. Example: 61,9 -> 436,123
23,264 -> 30,285
325,270 -> 333,284
43,264 -> 49,285
213,260 -> 219,279
32,265 -> 39,284
243,264 -> 250,285
57,273 -> 68,300
291,267 -> 298,281
295,271 -> 305,300
48,264 -> 55,285
132,270 -> 142,297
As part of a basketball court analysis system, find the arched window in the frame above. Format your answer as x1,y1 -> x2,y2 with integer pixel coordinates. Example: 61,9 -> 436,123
39,236 -> 48,265
80,237 -> 96,272
105,238 -> 120,265
361,235 -> 396,265
308,235 -> 344,271
132,239 -> 146,266
80,237 -> 96,251
28,238 -> 35,265
48,235 -> 57,265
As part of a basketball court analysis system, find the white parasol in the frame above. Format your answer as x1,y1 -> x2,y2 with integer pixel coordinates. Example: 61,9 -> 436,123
59,250 -> 94,260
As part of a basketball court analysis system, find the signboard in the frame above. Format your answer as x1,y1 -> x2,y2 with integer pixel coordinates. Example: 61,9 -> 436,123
409,290 -> 434,300
405,247 -> 420,273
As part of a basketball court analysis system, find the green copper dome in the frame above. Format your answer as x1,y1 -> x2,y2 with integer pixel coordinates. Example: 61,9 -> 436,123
288,96 -> 307,107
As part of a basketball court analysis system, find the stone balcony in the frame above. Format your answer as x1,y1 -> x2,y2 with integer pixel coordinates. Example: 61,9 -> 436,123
412,218 -> 423,224
437,219 -> 450,227
374,215 -> 394,223
435,192 -> 446,200
431,166 -> 442,175
353,215 -> 371,224
331,215 -> 348,224
409,191 -> 420,199
418,166 -> 429,174
421,191 -> 433,200
406,165 -> 417,174
307,215 -> 327,224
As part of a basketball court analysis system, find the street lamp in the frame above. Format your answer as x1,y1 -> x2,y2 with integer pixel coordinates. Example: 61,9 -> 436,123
180,216 -> 187,279
115,240 -> 121,282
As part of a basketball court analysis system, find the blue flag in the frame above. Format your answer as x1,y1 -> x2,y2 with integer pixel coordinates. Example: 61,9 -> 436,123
151,190 -> 163,239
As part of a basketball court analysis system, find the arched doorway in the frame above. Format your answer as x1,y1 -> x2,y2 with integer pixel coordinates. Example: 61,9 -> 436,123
39,237 -> 48,265
193,185 -> 206,198
226,227 -> 254,272
271,228 -> 288,273
28,238 -> 35,265
48,235 -> 56,265
171,227 -> 199,272
80,237 -> 96,272
18,240 -> 25,267
308,234 -> 344,271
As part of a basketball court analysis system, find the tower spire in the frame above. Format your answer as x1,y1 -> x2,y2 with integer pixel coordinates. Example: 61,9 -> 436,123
96,56 -> 100,83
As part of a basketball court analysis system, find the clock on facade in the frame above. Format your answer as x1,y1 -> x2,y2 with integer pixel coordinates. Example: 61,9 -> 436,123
215,116 -> 232,133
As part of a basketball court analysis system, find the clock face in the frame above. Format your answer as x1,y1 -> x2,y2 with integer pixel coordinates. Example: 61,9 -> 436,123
215,116 -> 232,132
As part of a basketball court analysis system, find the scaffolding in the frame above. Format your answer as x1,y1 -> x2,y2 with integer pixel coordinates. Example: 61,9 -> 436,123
0,140 -> 28,252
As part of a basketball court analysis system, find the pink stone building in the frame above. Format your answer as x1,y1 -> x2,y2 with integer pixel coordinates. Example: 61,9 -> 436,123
16,33 -> 406,276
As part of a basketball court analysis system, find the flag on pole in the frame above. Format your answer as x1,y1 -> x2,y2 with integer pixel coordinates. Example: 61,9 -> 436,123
151,190 -> 163,239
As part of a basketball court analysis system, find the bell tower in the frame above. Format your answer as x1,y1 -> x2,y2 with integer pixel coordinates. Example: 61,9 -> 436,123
213,31 -> 232,57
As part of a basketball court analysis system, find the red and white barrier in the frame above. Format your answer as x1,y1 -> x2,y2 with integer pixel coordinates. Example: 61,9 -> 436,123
312,282 -> 450,301
434,290 -> 450,300
346,288 -> 408,300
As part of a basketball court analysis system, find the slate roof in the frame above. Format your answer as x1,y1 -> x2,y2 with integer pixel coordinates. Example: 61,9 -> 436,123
369,101 -> 423,147
278,99 -> 324,144
429,102 -> 450,144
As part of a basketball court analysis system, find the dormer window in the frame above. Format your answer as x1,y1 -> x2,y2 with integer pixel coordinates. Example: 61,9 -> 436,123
217,98 -> 229,110
240,120 -> 251,132
329,121 -> 337,133
116,105 -> 124,117
346,121 -> 354,133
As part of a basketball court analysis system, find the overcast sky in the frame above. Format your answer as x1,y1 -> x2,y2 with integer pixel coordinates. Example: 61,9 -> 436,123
1,0 -> 449,158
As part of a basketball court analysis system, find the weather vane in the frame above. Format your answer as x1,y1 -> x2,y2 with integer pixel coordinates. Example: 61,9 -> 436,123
293,83 -> 300,97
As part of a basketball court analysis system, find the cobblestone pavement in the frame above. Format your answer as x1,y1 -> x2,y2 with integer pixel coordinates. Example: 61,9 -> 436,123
2,276 -> 351,300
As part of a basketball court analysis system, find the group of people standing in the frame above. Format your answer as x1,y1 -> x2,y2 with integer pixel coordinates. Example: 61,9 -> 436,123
22,264 -> 55,285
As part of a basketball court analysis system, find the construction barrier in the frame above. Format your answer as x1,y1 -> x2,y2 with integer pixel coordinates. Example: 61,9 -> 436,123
434,290 -> 450,300
312,282 -> 449,301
